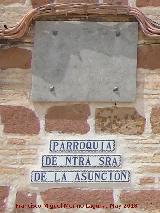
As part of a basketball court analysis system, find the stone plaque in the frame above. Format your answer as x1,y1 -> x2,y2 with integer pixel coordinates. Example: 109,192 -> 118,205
31,21 -> 138,102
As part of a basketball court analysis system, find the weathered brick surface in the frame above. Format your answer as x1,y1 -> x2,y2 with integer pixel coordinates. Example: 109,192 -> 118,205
151,106 -> 160,134
56,0 -> 128,4
55,0 -> 97,3
138,165 -> 160,173
144,73 -> 160,90
32,0 -> 97,8
20,157 -> 37,165
0,167 -> 25,175
138,30 -> 159,45
32,0 -> 128,8
137,45 -> 160,70
129,154 -> 160,163
0,48 -> 31,70
120,190 -> 160,210
0,149 -> 17,156
0,106 -> 40,135
0,186 -> 9,211
0,0 -> 25,4
0,69 -> 29,90
139,177 -> 155,185
17,148 -> 37,155
7,138 -> 26,145
41,188 -> 113,207
31,0 -> 50,8
95,107 -> 145,135
15,191 -> 37,213
103,0 -> 128,4
45,104 -> 90,134
137,0 -> 160,7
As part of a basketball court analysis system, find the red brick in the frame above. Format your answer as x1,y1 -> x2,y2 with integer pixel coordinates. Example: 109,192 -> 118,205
0,186 -> 9,211
151,106 -> 160,134
15,191 -> 37,213
120,190 -> 160,210
0,106 -> 40,135
137,45 -> 160,70
41,188 -> 113,208
96,107 -> 145,135
137,0 -> 160,7
45,104 -> 90,134
0,48 -> 31,70
0,0 -> 25,4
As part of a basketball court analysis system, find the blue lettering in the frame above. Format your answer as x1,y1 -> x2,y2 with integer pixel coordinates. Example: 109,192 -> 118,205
99,157 -> 104,165
62,173 -> 67,182
60,142 -> 65,151
75,172 -> 80,181
32,172 -> 47,182
50,140 -> 58,151
81,172 -> 87,180
115,172 -> 121,180
93,142 -> 98,149
73,142 -> 79,150
66,141 -> 72,150
86,142 -> 92,149
121,171 -> 127,180
79,142 -> 85,149
66,156 -> 72,165
112,157 -> 118,167
42,156 -> 57,166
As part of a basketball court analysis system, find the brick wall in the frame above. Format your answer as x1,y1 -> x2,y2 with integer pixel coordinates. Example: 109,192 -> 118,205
0,0 -> 160,212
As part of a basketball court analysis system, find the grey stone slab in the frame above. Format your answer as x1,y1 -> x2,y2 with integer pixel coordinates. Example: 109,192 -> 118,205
31,21 -> 138,102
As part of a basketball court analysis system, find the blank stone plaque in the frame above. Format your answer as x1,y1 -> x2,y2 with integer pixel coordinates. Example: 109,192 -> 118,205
31,21 -> 138,102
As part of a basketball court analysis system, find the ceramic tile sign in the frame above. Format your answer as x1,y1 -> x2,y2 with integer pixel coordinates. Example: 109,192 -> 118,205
31,21 -> 138,102
49,140 -> 115,152
31,170 -> 130,183
42,154 -> 121,167
31,140 -> 131,183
